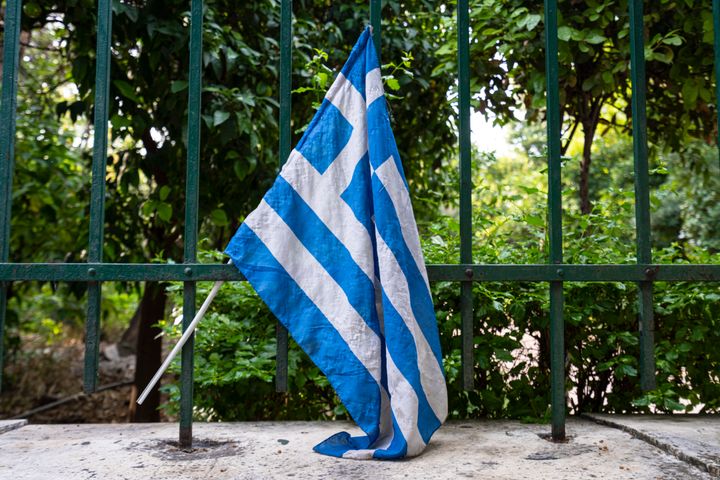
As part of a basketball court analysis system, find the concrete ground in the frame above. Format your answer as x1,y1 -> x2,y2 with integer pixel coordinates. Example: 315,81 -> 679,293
0,417 -> 717,479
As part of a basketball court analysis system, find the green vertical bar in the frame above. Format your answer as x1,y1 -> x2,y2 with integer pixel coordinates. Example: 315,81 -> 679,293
714,0 -> 720,167
457,0 -> 474,391
275,0 -> 292,393
629,0 -> 656,391
544,0 -> 566,441
0,0 -> 23,392
83,0 -> 113,394
180,0 -> 204,448
370,0 -> 381,59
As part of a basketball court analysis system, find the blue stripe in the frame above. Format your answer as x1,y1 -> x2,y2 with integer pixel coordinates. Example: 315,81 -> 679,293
314,431 -> 371,457
295,100 -> 353,174
316,413 -> 410,459
339,27 -> 380,100
373,413 -> 408,459
372,173 -> 443,370
262,175 -> 382,339
366,93 -> 406,188
225,224 -> 381,439
340,152 -> 375,239
381,288 -> 442,443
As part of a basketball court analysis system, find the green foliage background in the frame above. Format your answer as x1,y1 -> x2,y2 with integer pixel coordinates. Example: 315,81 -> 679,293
160,145 -> 719,421
2,1 -> 719,421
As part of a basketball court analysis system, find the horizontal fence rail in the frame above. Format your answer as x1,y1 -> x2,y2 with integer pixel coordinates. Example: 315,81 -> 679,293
1,263 -> 720,283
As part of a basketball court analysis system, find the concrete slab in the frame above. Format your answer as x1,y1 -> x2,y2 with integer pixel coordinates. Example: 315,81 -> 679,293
0,419 -> 712,479
585,414 -> 720,477
0,419 -> 27,434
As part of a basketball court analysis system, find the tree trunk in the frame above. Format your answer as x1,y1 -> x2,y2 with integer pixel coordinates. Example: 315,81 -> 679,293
118,305 -> 140,357
578,96 -> 605,216
127,282 -> 166,422
579,126 -> 594,215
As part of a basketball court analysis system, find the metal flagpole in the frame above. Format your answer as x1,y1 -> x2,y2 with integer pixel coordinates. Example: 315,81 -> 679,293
137,259 -> 231,405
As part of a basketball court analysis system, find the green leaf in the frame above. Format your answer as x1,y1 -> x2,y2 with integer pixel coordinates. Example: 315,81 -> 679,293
663,398 -> 685,411
386,77 -> 401,91
584,32 -> 607,44
159,185 -> 171,201
210,208 -> 229,226
651,51 -> 673,63
617,365 -> 637,377
524,14 -> 542,31
236,93 -> 256,107
494,349 -> 514,362
524,214 -> 545,228
631,396 -> 651,407
581,77 -> 596,92
317,72 -> 329,88
141,201 -> 156,218
213,110 -> 231,127
23,2 -> 42,17
662,35 -> 683,46
601,71 -> 613,85
113,80 -> 141,103
682,81 -> 698,104
233,159 -> 249,180
171,80 -> 188,93
156,202 -> 172,222
557,26 -> 573,41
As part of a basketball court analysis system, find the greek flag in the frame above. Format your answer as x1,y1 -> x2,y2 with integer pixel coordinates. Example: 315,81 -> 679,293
225,27 -> 447,459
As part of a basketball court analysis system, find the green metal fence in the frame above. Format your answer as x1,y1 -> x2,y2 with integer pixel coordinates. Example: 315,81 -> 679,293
2,0 -> 720,448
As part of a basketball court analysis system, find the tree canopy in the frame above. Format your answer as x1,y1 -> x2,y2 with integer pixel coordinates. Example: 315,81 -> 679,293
435,0 -> 717,213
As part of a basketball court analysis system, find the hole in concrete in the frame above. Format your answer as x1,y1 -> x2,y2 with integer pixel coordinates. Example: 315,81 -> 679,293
537,433 -> 574,444
162,438 -> 233,452
131,438 -> 244,461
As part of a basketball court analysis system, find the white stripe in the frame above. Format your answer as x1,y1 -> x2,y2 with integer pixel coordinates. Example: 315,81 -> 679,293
341,388 -> 394,459
366,67 -> 383,107
246,200 -> 418,449
280,72 -> 376,283
326,72 -> 366,132
245,200 -> 382,384
342,353 -> 424,459
376,232 -> 448,424
375,157 -> 431,292
323,73 -> 368,189
342,449 -> 375,460
342,283 -> 395,460
281,151 -> 375,282
386,352 -> 426,457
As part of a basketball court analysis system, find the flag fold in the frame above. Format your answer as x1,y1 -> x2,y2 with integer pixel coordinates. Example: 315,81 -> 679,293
225,27 -> 447,459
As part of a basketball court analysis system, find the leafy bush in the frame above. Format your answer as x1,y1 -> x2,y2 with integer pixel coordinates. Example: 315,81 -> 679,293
161,251 -> 345,421
161,176 -> 719,421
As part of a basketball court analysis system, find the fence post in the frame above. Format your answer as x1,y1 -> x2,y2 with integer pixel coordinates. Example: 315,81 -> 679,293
714,0 -> 720,168
0,0 -> 24,393
457,0 -> 474,391
543,0 -> 566,441
628,0 -> 657,392
275,0 -> 293,393
180,0 -> 205,448
84,0 -> 113,394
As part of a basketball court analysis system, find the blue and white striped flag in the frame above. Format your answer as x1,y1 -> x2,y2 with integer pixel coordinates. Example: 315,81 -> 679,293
225,27 -> 447,459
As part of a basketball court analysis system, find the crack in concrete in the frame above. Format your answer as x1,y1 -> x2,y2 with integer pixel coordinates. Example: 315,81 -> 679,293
583,413 -> 720,478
